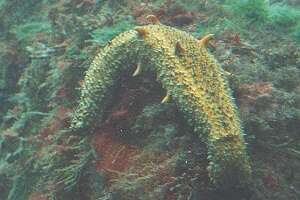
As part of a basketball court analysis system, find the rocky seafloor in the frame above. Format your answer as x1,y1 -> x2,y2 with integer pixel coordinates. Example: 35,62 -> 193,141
0,0 -> 299,200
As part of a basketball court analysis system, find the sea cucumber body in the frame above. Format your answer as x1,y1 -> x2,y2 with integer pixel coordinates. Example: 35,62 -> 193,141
71,25 -> 251,188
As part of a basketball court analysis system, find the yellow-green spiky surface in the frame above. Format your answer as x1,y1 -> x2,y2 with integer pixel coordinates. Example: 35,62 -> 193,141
70,24 -> 251,189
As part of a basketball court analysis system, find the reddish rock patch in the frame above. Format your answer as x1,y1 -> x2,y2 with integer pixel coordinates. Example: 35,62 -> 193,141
89,74 -> 177,197
262,174 -> 279,189
39,106 -> 72,139
237,82 -> 274,114
28,193 -> 48,200
91,131 -> 140,181
239,82 -> 273,100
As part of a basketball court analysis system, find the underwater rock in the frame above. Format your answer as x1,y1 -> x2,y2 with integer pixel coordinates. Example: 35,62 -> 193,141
169,11 -> 195,26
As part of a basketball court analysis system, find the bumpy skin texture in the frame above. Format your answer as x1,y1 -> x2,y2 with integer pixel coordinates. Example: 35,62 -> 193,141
71,24 -> 251,188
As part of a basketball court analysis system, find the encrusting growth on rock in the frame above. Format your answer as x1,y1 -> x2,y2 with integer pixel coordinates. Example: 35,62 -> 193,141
71,15 -> 251,189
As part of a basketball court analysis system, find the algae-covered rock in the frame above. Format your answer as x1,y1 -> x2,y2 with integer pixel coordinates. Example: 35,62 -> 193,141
0,0 -> 299,199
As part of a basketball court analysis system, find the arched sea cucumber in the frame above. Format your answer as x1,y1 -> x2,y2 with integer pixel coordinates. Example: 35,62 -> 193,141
70,16 -> 251,189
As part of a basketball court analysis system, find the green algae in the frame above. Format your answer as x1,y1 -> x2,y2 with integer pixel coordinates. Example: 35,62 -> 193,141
89,19 -> 135,46
14,21 -> 52,40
